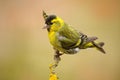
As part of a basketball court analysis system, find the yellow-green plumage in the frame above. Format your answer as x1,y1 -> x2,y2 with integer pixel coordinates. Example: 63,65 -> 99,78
48,22 -> 82,54
43,11 -> 105,54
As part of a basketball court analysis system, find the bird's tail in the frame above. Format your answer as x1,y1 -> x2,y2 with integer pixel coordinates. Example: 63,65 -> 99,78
78,32 -> 105,53
82,42 -> 106,54
92,42 -> 106,54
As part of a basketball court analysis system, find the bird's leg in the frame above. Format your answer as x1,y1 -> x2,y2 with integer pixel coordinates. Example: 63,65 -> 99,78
54,50 -> 62,65
49,48 -> 63,74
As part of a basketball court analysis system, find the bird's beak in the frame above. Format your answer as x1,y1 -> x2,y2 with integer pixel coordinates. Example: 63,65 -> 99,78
42,25 -> 50,29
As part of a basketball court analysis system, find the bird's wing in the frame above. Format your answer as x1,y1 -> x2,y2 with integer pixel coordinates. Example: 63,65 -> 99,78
58,23 -> 80,49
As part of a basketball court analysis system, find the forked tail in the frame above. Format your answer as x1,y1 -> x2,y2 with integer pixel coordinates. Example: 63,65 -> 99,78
92,42 -> 106,54
78,32 -> 106,54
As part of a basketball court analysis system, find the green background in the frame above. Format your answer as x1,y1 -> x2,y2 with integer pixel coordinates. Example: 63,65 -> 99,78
0,0 -> 120,80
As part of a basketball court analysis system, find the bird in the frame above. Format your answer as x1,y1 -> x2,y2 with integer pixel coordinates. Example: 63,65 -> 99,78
42,11 -> 105,63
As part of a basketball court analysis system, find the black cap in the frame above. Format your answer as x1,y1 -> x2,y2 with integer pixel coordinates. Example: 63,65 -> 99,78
45,15 -> 56,25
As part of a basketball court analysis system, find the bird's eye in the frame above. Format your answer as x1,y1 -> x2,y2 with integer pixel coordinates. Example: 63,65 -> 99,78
50,22 -> 53,25
51,21 -> 57,24
50,21 -> 56,25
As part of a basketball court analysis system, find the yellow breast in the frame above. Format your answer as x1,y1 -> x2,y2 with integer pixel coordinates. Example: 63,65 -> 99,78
48,31 -> 61,48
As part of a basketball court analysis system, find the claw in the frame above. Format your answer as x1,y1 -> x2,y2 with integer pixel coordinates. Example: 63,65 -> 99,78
54,50 -> 62,63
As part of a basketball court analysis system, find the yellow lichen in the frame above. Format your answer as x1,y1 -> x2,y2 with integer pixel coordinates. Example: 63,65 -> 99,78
49,63 -> 59,80
49,51 -> 61,80
49,73 -> 58,80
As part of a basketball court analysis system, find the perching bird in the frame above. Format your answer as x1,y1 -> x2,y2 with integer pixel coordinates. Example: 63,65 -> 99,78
43,11 -> 105,62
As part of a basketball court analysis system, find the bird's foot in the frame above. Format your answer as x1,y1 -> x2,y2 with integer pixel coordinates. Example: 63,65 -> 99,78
54,50 -> 63,64
49,49 -> 63,74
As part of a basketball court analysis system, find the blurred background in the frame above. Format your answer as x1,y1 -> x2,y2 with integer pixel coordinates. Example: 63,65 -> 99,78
0,0 -> 120,80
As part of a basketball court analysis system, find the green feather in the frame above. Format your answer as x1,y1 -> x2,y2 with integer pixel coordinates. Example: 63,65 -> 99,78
58,23 -> 81,49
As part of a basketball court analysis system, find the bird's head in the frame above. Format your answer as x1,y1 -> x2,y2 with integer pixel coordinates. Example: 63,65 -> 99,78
43,11 -> 64,32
